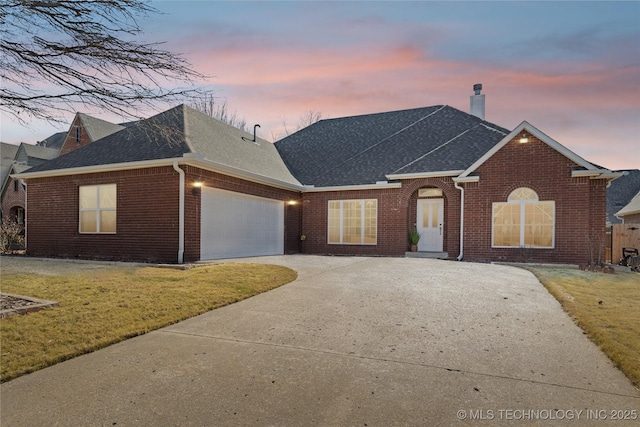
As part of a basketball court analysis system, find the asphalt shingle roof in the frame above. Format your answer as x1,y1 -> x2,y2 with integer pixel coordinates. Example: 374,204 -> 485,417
21,144 -> 58,161
1,142 -> 20,185
25,105 -> 300,186
607,169 -> 640,224
36,131 -> 66,151
275,105 -> 509,186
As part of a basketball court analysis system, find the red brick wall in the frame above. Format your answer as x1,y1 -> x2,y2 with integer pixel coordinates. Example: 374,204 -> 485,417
462,134 -> 608,265
58,116 -> 91,156
25,165 -> 302,263
26,167 -> 181,262
300,177 -> 461,257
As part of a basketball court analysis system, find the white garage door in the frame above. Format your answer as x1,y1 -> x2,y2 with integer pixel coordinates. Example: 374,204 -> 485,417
201,187 -> 284,260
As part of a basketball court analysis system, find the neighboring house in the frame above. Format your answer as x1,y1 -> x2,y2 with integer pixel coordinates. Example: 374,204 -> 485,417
1,141 -> 59,224
14,89 -> 620,265
1,113 -> 124,226
616,191 -> 640,224
606,169 -> 640,226
1,142 -> 21,222
58,113 -> 126,156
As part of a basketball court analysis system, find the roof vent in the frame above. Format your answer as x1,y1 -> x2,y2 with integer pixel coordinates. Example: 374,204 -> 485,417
470,83 -> 485,120
242,124 -> 261,143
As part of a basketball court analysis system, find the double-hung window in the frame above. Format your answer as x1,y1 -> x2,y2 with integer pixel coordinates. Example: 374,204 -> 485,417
492,187 -> 554,248
79,184 -> 117,233
328,199 -> 377,244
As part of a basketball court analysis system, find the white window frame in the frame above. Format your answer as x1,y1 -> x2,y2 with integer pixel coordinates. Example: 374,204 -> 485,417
16,207 -> 24,225
492,188 -> 555,249
79,184 -> 117,234
327,199 -> 377,245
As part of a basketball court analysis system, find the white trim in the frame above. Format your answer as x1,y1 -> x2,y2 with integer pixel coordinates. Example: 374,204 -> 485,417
452,176 -> 480,183
491,195 -> 555,249
185,155 -> 303,191
616,191 -> 640,217
78,184 -> 117,234
327,199 -> 378,245
595,171 -> 625,181
13,157 -> 184,179
12,153 -> 304,192
454,181 -> 464,260
459,121 -> 599,179
571,170 -> 602,178
385,170 -> 464,181
303,182 -> 402,193
172,162 -> 185,264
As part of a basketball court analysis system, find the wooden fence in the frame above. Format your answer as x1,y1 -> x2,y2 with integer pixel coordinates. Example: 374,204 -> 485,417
610,223 -> 640,265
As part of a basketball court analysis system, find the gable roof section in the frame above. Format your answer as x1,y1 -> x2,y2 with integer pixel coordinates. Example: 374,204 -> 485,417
18,105 -> 301,188
77,113 -> 126,142
18,143 -> 59,162
1,142 -> 20,182
458,121 -> 614,180
616,190 -> 640,218
182,106 -> 300,185
275,105 -> 509,186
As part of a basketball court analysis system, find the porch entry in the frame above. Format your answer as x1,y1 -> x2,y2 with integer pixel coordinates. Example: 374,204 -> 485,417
417,198 -> 444,251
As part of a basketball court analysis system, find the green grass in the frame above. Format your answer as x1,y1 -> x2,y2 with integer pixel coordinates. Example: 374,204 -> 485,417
0,264 -> 297,382
522,266 -> 640,388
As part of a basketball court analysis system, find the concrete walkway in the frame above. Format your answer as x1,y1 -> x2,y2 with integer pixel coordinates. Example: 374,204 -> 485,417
1,256 -> 638,426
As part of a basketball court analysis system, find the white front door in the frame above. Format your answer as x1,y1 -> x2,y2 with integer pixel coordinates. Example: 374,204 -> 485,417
417,198 -> 444,252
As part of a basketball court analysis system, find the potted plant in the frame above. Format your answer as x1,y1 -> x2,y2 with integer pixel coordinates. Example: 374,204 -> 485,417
409,228 -> 420,252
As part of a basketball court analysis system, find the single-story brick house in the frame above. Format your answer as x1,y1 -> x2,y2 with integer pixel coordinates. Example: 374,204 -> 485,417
14,91 -> 620,264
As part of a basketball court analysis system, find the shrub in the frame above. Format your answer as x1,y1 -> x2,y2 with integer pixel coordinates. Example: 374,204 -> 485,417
0,217 -> 25,253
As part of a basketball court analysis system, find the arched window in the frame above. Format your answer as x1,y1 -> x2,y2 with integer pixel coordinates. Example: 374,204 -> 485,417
492,187 -> 554,248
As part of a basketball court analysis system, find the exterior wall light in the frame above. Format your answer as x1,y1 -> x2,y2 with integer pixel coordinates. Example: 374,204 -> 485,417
192,181 -> 203,195
519,132 -> 529,144
287,200 -> 298,206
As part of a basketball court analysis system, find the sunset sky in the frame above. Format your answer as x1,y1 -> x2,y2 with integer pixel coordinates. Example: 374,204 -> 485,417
2,1 -> 639,170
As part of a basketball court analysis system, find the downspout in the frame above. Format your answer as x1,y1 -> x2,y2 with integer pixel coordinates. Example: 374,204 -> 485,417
20,179 -> 27,251
454,180 -> 464,261
172,162 -> 185,264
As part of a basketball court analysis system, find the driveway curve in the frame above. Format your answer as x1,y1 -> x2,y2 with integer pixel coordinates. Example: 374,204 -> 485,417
1,256 -> 638,426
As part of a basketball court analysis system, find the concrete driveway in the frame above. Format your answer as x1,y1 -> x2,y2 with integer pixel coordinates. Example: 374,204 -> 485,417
1,256 -> 638,426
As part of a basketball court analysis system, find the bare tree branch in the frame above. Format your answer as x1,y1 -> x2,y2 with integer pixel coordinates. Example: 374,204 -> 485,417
0,0 -> 207,124
189,93 -> 247,132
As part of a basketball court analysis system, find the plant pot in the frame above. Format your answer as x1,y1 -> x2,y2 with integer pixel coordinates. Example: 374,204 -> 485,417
410,244 -> 417,252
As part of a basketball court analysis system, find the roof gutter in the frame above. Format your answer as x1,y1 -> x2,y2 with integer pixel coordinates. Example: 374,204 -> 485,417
11,154 -> 304,192
385,170 -> 465,181
172,162 -> 185,264
302,181 -> 402,193
571,169 -> 624,188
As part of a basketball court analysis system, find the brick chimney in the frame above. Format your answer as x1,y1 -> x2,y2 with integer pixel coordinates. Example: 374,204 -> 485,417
470,83 -> 485,120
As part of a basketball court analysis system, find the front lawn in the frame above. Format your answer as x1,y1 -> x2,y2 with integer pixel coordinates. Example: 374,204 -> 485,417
522,266 -> 640,388
0,263 -> 296,382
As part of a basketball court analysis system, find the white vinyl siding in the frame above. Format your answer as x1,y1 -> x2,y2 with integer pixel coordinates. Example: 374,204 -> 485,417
328,199 -> 377,245
79,184 -> 116,233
